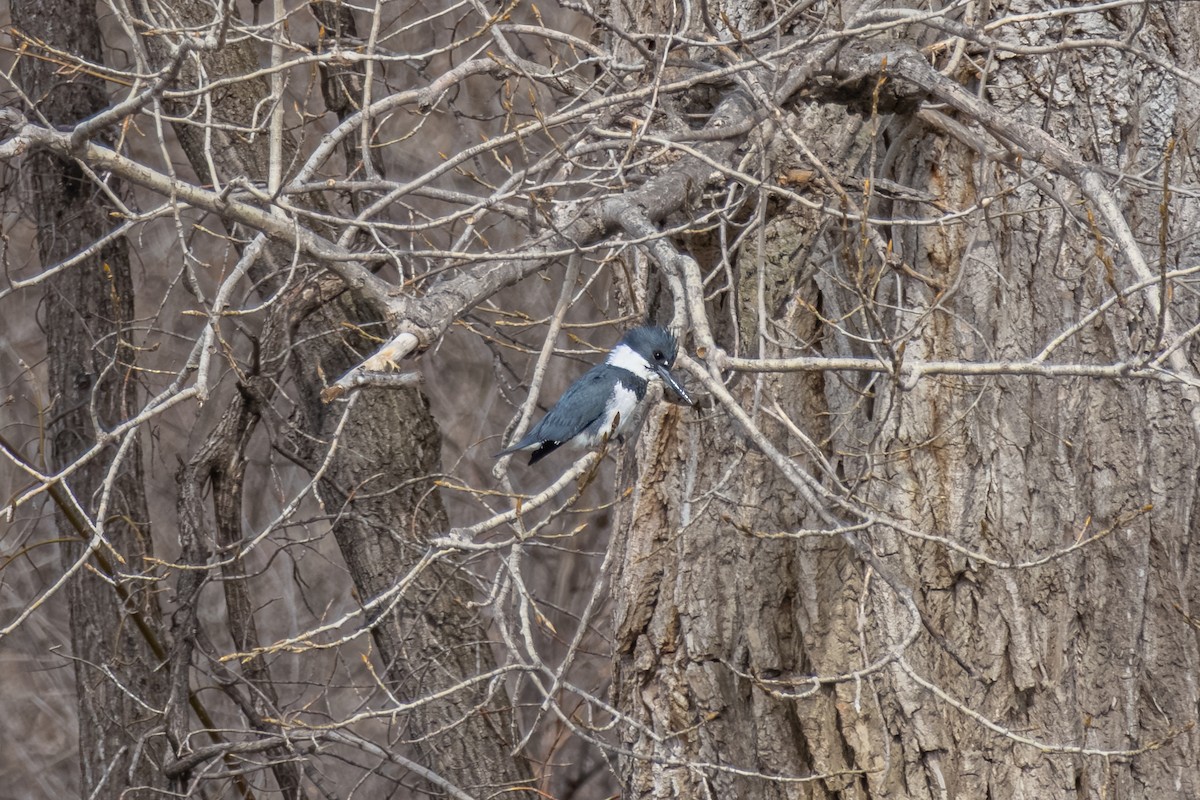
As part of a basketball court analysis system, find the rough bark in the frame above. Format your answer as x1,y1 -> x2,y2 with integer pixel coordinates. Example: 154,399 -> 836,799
613,102 -> 874,799
612,3 -> 1200,800
10,0 -> 169,795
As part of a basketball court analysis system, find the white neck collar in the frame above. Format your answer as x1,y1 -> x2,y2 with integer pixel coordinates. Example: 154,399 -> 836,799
606,343 -> 657,380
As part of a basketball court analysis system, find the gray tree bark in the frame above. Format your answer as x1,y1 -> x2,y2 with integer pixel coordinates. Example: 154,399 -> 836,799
10,0 -> 170,795
610,3 -> 1200,799
134,0 -> 535,794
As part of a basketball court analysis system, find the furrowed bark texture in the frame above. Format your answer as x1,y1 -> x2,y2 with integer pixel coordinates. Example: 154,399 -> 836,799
613,102 -> 873,799
140,0 -> 533,792
612,2 -> 1200,799
11,0 -> 169,795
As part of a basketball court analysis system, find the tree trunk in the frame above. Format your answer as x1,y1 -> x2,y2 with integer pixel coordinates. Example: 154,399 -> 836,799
10,0 -> 169,795
135,0 -> 534,793
612,3 -> 1200,799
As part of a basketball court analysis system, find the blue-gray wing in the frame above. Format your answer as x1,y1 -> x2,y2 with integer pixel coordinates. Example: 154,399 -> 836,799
497,366 -> 611,460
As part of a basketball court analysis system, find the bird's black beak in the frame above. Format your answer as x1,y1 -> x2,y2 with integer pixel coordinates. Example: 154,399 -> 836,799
656,365 -> 694,406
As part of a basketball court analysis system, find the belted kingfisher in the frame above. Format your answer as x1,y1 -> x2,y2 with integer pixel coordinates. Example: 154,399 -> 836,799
496,326 -> 693,465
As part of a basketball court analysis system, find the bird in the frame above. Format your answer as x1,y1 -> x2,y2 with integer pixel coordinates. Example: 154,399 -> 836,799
496,326 -> 693,465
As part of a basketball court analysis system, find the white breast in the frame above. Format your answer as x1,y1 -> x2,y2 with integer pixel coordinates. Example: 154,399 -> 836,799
585,382 -> 641,446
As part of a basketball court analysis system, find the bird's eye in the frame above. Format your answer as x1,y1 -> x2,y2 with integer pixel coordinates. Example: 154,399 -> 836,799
653,350 -> 663,360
